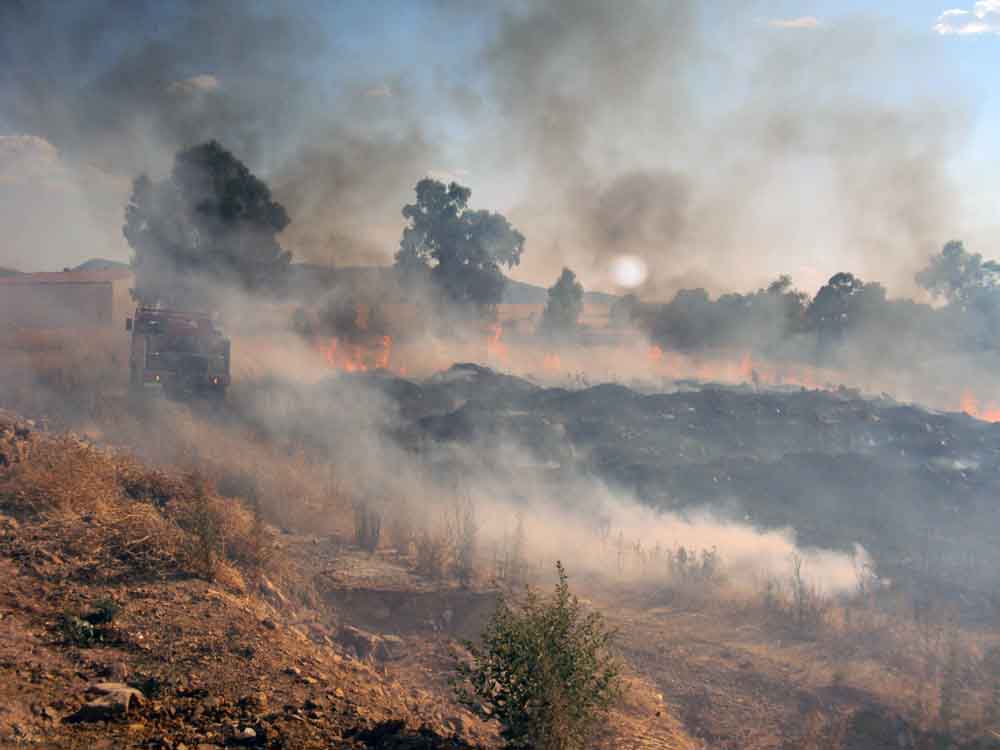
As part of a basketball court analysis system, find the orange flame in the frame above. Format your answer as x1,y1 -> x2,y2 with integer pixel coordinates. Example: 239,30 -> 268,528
318,336 -> 369,372
738,351 -> 753,382
542,353 -> 562,372
487,322 -> 508,361
321,337 -> 338,366
960,390 -> 1000,422
376,335 -> 392,370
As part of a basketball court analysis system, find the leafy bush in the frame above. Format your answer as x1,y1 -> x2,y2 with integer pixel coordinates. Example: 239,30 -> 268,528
457,561 -> 622,750
57,598 -> 122,647
84,598 -> 121,625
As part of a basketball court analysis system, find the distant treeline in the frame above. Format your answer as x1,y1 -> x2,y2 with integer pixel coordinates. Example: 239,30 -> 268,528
616,241 -> 1000,364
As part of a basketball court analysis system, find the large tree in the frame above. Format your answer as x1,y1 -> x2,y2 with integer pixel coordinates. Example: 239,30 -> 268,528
394,178 -> 524,310
916,240 -> 1000,308
539,267 -> 584,338
124,140 -> 291,309
806,272 -> 887,346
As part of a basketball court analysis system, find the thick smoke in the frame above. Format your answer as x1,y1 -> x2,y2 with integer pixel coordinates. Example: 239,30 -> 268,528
0,0 -> 440,270
0,1 -> 977,296
477,2 -> 969,295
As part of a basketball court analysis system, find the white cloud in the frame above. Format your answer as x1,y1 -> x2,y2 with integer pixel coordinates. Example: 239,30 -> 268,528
767,16 -> 820,29
933,2 -> 1000,34
167,74 -> 221,95
364,83 -> 393,97
0,135 -> 130,270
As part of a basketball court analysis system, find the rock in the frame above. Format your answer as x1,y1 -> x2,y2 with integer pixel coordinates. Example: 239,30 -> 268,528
445,715 -> 474,735
65,682 -> 145,722
337,625 -> 383,662
260,577 -> 287,605
376,634 -> 405,661
260,618 -> 277,631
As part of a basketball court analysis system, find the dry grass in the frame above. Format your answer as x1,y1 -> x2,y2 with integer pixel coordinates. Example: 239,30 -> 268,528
0,421 -> 276,589
0,328 -> 126,423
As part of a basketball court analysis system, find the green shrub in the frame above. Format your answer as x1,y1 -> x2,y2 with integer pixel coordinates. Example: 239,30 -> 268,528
57,598 -> 121,646
457,561 -> 622,750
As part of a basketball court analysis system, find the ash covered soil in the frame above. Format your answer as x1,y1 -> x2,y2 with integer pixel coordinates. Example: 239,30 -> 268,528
250,364 -> 1000,597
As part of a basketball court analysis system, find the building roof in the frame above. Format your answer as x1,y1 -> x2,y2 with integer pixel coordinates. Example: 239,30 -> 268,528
0,269 -> 134,285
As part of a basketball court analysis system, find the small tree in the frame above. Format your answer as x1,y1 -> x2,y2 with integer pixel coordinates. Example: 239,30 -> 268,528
539,267 -> 584,339
457,561 -> 622,750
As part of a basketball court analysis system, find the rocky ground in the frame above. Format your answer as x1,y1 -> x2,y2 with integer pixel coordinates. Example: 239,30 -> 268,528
0,409 -> 693,749
0,410 -> 494,749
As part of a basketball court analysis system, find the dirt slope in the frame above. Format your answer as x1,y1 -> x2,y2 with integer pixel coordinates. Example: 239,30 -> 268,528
0,410 -> 694,750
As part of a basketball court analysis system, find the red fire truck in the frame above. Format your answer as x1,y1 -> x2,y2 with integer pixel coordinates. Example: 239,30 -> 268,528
126,307 -> 231,400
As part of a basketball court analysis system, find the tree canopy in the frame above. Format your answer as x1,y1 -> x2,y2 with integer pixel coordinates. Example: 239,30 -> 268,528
539,267 -> 584,338
123,140 -> 291,309
394,178 -> 525,310
916,240 -> 1000,308
806,272 -> 887,340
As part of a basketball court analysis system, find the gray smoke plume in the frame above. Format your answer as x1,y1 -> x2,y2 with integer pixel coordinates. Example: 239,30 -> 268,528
476,2 -> 969,296
0,0 -> 976,296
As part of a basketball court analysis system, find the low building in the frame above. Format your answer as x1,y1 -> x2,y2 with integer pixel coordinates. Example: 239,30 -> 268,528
0,269 -> 135,330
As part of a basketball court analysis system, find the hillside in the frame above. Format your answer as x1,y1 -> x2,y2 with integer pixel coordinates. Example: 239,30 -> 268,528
71,259 -> 131,273
284,264 -> 618,305
0,410 -> 485,749
0,409 -> 691,750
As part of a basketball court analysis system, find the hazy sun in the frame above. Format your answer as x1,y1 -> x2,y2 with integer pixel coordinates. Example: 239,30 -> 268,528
611,255 -> 648,288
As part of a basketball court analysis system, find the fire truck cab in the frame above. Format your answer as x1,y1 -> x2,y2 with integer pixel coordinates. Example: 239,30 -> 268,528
126,307 -> 231,400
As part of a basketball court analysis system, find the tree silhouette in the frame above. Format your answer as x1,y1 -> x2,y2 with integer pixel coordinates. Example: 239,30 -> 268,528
394,178 -> 524,311
540,267 -> 584,339
124,140 -> 291,309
